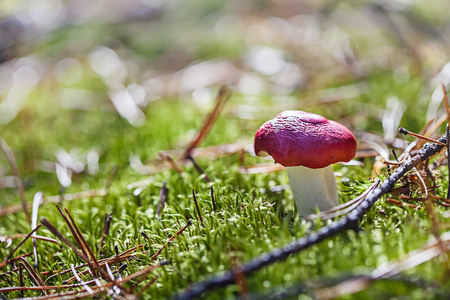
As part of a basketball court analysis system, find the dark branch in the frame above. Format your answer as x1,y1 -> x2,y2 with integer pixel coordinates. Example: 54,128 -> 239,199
173,133 -> 448,300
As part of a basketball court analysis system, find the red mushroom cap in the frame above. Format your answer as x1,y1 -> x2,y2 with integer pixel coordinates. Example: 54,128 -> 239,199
254,110 -> 356,169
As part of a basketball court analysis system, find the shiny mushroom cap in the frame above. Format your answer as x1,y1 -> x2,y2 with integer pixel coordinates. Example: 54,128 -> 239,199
254,110 -> 357,169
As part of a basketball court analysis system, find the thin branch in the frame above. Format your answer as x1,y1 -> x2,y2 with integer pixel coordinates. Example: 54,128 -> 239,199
174,132 -> 449,300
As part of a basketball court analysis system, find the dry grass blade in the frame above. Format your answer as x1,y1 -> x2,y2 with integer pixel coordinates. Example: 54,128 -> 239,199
0,136 -> 31,223
420,114 -> 448,146
104,262 -> 121,296
7,224 -> 42,261
71,264 -> 94,294
315,232 -> 450,299
183,85 -> 231,159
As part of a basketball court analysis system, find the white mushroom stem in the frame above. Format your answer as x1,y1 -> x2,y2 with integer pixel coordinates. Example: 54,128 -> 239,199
286,165 -> 339,215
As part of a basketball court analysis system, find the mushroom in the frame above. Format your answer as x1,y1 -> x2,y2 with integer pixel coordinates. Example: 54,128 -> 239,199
254,110 -> 356,215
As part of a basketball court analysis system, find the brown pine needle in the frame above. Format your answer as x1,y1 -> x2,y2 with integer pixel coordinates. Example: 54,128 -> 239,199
386,198 -> 422,209
192,189 -> 204,227
0,252 -> 32,268
187,155 -> 212,182
40,218 -> 98,278
399,127 -> 446,146
7,224 -> 42,261
54,205 -> 97,275
158,151 -> 185,175
0,136 -> 31,223
63,208 -> 109,280
210,186 -> 217,213
150,220 -> 191,261
19,258 -> 47,295
44,244 -> 145,285
18,263 -> 24,298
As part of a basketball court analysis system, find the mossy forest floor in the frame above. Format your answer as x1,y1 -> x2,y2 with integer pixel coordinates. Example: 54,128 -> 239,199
1,1 -> 450,299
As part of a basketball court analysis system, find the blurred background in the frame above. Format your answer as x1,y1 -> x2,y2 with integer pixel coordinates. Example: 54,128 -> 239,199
0,0 -> 450,193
